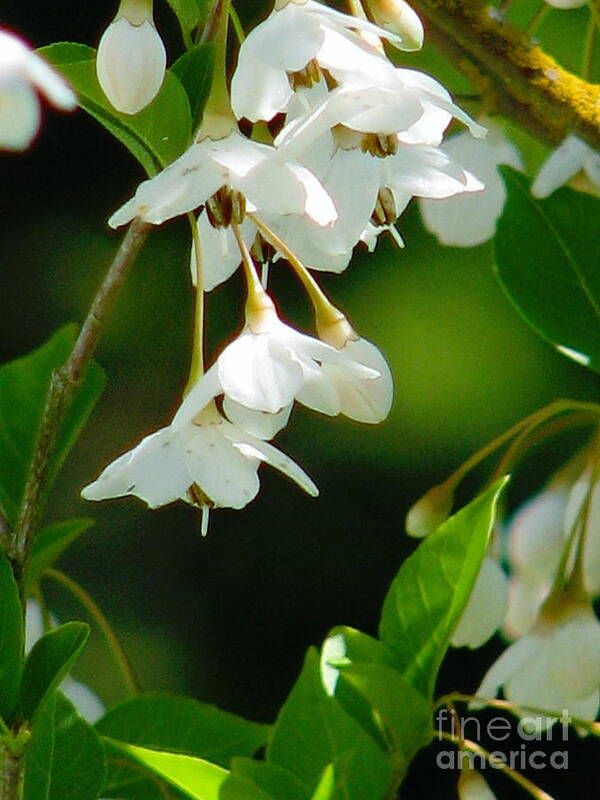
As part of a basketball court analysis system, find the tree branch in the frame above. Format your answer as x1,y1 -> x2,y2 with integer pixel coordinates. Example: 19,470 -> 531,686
410,0 -> 600,149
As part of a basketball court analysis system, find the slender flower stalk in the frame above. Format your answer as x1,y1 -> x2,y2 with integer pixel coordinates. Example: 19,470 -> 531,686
184,213 -> 205,394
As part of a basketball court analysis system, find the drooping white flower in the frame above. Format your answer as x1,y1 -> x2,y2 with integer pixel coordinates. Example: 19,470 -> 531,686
563,468 -> 600,595
96,0 -> 166,115
451,555 -> 509,649
365,0 -> 424,52
26,600 -> 104,723
457,767 -> 497,800
476,590 -> 600,729
419,123 -> 523,247
230,0 -> 410,122
109,130 -> 336,232
531,135 -> 600,198
172,302 -> 382,427
0,29 -> 76,151
82,402 -> 318,520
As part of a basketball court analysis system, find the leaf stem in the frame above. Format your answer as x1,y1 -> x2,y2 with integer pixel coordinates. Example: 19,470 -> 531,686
11,218 -> 151,566
44,568 -> 140,698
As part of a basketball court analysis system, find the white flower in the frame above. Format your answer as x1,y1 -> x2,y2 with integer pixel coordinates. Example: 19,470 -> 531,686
26,600 -> 104,723
503,572 -> 552,641
457,767 -> 497,800
365,0 -> 423,52
451,555 -> 509,649
172,305 -> 383,426
96,0 -> 166,115
563,468 -> 600,595
230,0 -> 408,122
109,130 -> 336,231
476,591 -> 600,729
531,135 -> 600,198
0,29 -> 76,151
82,402 -> 318,519
419,123 -> 523,247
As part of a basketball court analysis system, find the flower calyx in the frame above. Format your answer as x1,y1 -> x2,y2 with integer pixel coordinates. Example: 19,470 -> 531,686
206,186 -> 246,228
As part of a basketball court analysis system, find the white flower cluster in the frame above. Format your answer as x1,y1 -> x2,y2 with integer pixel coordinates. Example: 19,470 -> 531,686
454,447 -> 600,730
83,0 -> 489,529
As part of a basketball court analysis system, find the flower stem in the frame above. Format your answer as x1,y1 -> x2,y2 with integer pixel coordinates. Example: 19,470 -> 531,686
45,568 -> 140,698
229,4 -> 245,43
10,218 -> 151,567
438,732 -> 556,800
525,4 -> 549,38
184,213 -> 205,394
582,5 -> 598,81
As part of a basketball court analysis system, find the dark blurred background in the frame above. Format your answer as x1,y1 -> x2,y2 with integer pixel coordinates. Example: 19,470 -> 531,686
1,1 -> 599,797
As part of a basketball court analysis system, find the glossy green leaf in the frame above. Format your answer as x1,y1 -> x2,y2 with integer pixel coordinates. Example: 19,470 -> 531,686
379,480 -> 507,699
494,168 -> 600,372
267,648 -> 391,800
310,765 -> 335,800
21,622 -> 90,720
24,694 -> 105,800
171,43 -> 215,129
23,693 -> 56,800
26,519 -> 93,591
96,692 -> 268,799
105,738 -> 228,800
0,554 -> 23,723
0,326 -> 105,527
221,758 -> 307,800
39,43 -> 192,175
337,663 -> 431,781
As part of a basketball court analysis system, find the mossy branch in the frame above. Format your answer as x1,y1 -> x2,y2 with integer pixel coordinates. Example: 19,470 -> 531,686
410,0 -> 600,150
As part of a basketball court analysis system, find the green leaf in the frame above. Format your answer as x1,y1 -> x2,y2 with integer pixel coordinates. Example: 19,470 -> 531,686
165,0 -> 206,36
494,168 -> 600,372
337,663 -> 431,782
39,43 -> 192,175
221,758 -> 308,800
23,693 -> 56,800
310,765 -> 335,800
21,622 -> 90,720
24,694 -> 105,800
379,480 -> 507,699
171,44 -> 215,129
0,326 -> 105,527
0,553 -> 23,723
267,649 -> 391,800
26,519 -> 93,591
96,692 -> 269,799
105,738 -> 228,800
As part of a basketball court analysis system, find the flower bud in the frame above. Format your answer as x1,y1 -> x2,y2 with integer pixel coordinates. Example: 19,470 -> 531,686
365,0 -> 424,51
406,483 -> 453,538
96,0 -> 166,115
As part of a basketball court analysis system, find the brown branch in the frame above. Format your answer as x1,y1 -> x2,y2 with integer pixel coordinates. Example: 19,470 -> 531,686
410,0 -> 600,149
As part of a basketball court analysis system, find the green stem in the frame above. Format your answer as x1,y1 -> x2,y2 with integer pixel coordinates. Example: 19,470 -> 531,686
583,3 -> 598,80
184,213 -> 205,394
11,218 -> 151,567
229,4 -> 245,43
525,4 -> 550,37
45,568 -> 140,698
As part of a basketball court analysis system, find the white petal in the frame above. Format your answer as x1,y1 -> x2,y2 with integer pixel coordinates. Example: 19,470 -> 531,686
387,143 -> 483,199
223,397 -> 292,440
231,428 -> 319,498
458,769 -> 498,800
183,422 -> 260,509
507,484 -> 569,578
531,135 -> 589,198
172,365 -> 223,430
218,330 -> 305,413
368,0 -> 424,52
238,159 -> 308,217
23,50 -> 77,110
548,605 -> 600,698
474,634 -> 538,706
191,212 -> 255,291
451,556 -> 508,649
81,427 -> 191,509
61,676 -> 105,723
502,574 -> 550,640
286,162 -> 338,225
322,338 -> 393,423
96,17 -> 166,115
294,361 -> 342,416
0,80 -> 40,150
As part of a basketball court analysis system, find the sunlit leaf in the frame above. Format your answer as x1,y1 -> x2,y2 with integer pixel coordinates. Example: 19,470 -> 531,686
495,168 -> 600,372
267,648 -> 391,799
0,325 -> 105,527
105,738 -> 228,800
221,758 -> 307,800
39,43 -> 192,175
379,480 -> 507,699
21,622 -> 90,720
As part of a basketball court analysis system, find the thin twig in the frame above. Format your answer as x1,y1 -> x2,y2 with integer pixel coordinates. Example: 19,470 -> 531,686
12,218 -> 151,565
